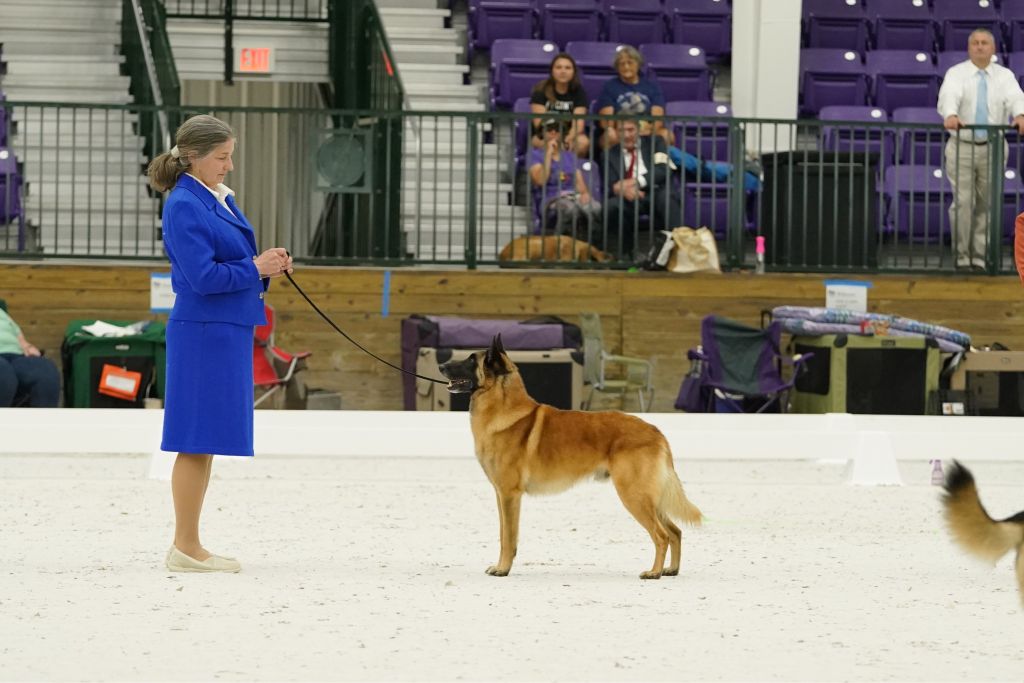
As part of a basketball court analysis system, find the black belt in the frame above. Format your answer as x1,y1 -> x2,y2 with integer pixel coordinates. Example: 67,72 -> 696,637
958,137 -> 989,145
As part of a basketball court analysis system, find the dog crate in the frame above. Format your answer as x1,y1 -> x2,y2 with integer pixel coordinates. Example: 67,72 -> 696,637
415,347 -> 585,411
791,334 -> 940,414
400,315 -> 582,410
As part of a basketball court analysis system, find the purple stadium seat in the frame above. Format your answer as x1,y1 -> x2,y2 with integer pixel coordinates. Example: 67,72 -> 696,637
682,183 -> 730,239
1007,52 -> 1024,91
870,0 -> 937,52
602,0 -> 665,47
882,165 -> 952,243
802,0 -> 869,51
489,39 -> 559,109
565,41 -> 623,104
0,147 -> 25,246
537,0 -> 601,48
664,0 -> 731,63
1006,0 -> 1024,52
892,107 -> 946,166
1005,129 -> 1024,173
932,0 -> 1002,52
666,100 -> 732,163
1000,169 -> 1024,242
640,43 -> 713,102
799,49 -> 869,116
468,1 -> 535,55
819,105 -> 893,161
866,50 -> 940,112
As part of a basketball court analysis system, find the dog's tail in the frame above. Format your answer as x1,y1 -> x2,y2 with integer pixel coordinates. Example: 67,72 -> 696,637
659,453 -> 703,527
942,460 -> 1024,564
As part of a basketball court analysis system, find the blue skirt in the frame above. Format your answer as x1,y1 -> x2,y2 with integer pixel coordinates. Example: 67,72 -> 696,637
161,320 -> 255,457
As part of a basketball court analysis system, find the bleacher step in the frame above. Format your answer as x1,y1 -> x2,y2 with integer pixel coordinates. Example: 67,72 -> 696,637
377,8 -> 450,30
391,43 -> 463,65
398,63 -> 469,86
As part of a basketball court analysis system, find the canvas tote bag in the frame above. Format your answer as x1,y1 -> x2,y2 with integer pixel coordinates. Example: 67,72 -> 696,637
667,227 -> 721,274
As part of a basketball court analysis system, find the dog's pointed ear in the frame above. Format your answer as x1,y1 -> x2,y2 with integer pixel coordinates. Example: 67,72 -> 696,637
484,334 -> 510,374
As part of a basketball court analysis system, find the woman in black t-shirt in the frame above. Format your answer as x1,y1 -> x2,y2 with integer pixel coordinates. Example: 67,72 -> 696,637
529,53 -> 590,157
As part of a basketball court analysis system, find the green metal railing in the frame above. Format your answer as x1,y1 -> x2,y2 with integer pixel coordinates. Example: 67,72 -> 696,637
122,0 -> 181,163
162,0 -> 327,21
2,103 -> 1021,274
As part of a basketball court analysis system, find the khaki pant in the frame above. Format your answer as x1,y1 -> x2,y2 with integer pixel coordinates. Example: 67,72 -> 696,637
944,137 -> 1002,267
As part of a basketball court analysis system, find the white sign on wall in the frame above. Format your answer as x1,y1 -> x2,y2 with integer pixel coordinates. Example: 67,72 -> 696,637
151,273 -> 175,313
824,279 -> 871,313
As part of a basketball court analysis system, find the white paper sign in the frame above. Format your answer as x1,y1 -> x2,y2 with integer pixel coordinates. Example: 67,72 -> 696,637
151,273 -> 175,313
825,280 -> 871,313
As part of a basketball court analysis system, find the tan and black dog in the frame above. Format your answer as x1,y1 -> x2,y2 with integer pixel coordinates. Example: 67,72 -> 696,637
439,335 -> 702,579
942,460 -> 1024,606
498,235 -> 611,263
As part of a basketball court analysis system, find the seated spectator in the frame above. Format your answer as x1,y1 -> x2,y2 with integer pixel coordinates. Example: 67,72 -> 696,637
530,52 -> 590,158
529,118 -> 601,237
602,119 -> 682,258
0,304 -> 60,407
596,46 -> 671,148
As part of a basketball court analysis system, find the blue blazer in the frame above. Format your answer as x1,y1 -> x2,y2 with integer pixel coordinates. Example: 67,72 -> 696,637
162,174 -> 268,326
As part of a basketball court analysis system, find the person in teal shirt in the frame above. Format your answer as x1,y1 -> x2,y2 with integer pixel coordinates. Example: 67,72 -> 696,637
0,307 -> 60,407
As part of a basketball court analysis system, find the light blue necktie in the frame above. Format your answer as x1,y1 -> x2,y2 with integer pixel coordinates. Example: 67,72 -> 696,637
975,70 -> 989,142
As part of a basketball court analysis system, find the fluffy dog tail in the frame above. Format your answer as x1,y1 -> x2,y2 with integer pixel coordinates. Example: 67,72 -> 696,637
942,461 -> 1024,563
659,456 -> 703,527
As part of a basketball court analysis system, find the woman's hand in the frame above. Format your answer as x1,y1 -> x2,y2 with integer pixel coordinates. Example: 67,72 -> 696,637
255,247 -> 293,278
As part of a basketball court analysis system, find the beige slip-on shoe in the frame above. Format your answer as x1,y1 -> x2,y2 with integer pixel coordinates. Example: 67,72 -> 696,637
165,546 -> 241,573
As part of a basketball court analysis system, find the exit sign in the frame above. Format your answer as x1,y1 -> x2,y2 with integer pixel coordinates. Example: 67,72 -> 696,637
237,46 -> 274,74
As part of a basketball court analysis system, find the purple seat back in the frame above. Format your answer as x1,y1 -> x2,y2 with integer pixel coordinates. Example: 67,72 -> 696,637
665,0 -> 731,61
871,0 -> 936,51
538,0 -> 601,47
0,101 -> 7,148
1008,52 -> 1024,92
819,106 -> 892,159
800,49 -> 869,116
892,107 -> 945,165
883,164 -> 952,242
866,50 -> 940,111
1006,1 -> 1024,53
469,1 -> 535,52
803,0 -> 869,51
641,44 -> 712,102
565,41 -> 623,101
491,39 -> 559,108
932,0 -> 1002,51
666,100 -> 732,163
603,0 -> 665,46
682,183 -> 730,239
0,148 -> 23,224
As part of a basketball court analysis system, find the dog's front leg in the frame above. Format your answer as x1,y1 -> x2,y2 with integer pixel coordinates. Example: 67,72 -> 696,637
487,491 -> 521,576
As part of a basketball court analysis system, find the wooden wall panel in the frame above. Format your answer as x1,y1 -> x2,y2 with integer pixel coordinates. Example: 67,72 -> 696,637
2,263 -> 1022,411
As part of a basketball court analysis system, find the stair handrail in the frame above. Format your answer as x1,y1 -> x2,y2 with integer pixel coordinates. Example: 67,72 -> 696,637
129,0 -> 173,152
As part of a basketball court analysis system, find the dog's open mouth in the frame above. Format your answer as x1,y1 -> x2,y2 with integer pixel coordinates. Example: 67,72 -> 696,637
446,378 -> 473,393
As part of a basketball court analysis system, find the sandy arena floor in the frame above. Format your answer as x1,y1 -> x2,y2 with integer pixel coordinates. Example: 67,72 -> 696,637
0,454 -> 1021,682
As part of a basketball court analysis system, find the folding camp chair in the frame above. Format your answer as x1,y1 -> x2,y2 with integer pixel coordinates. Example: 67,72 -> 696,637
253,303 -> 311,408
580,311 -> 654,411
676,315 -> 809,413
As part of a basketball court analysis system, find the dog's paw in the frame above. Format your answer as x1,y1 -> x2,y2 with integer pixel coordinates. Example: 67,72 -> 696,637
661,568 -> 679,577
639,570 -> 662,580
486,565 -> 510,577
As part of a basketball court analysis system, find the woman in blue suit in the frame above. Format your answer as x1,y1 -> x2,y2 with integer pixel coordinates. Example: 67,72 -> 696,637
147,114 -> 293,573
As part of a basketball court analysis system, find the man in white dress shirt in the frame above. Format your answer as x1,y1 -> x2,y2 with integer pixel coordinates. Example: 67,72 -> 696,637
937,28 -> 1024,271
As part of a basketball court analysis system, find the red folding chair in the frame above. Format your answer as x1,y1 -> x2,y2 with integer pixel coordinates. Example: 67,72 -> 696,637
253,303 -> 311,408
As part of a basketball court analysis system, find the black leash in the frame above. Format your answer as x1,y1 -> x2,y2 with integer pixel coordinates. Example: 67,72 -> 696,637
283,270 -> 447,385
